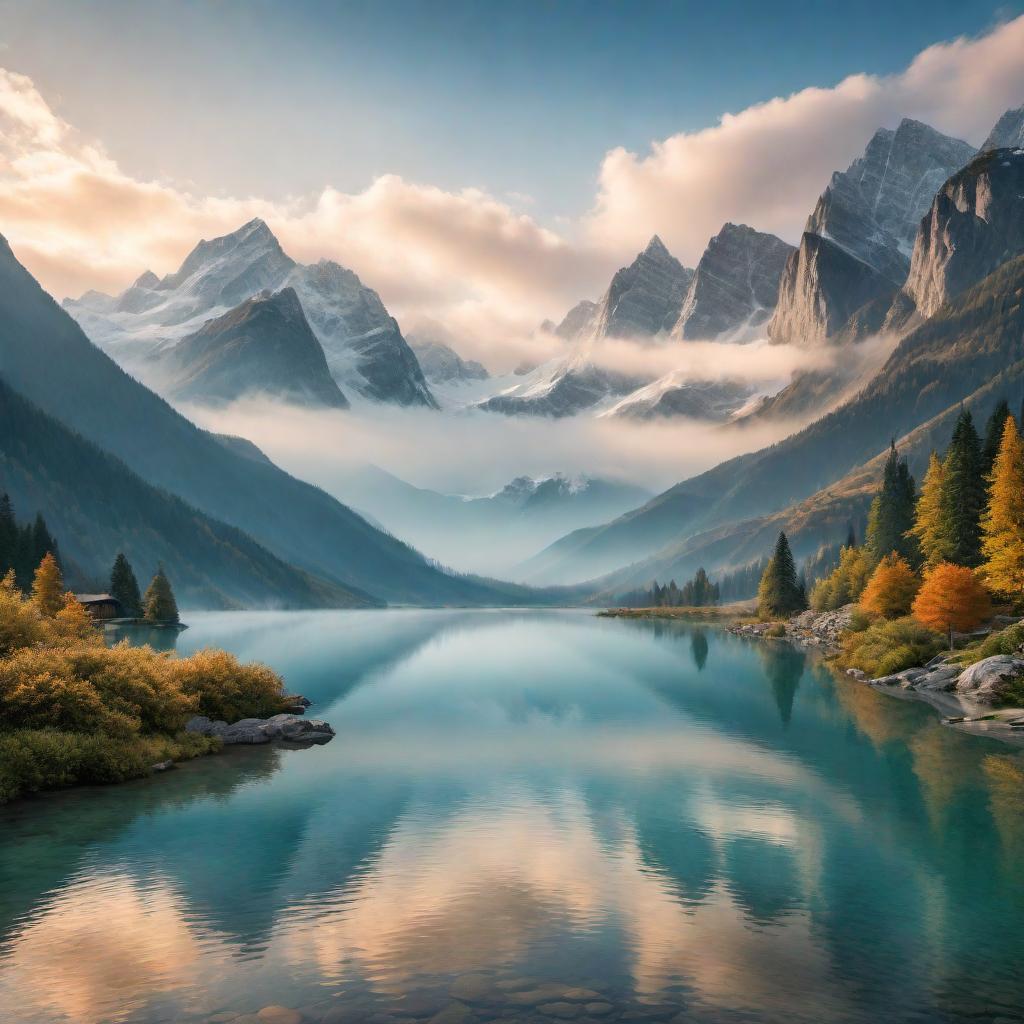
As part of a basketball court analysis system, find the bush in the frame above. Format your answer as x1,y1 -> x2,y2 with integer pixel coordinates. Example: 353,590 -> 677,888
171,648 -> 284,721
839,616 -> 945,678
958,620 -> 1024,665
764,623 -> 786,637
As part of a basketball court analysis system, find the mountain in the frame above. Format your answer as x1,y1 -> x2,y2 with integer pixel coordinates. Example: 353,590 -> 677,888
331,464 -> 651,578
161,287 -> 348,407
408,336 -> 489,384
592,235 -> 693,339
0,379 -> 371,609
0,232 -> 544,605
672,224 -> 794,340
64,219 -> 436,409
902,148 -> 1024,320
601,374 -> 755,421
553,299 -> 598,341
982,106 -> 1024,151
525,252 -> 1024,586
477,358 -> 643,418
768,119 -> 975,346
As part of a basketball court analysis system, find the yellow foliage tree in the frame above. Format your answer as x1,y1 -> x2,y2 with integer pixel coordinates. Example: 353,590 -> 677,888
909,451 -> 949,568
912,563 -> 992,649
810,545 -> 871,611
980,415 -> 1024,600
860,553 -> 920,619
50,593 -> 100,645
30,553 -> 65,618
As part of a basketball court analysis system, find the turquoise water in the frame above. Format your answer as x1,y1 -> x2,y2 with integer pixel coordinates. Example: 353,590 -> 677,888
2,609 -> 1024,1024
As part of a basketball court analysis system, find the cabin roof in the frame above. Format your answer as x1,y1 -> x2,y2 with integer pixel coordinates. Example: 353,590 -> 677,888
74,593 -> 120,604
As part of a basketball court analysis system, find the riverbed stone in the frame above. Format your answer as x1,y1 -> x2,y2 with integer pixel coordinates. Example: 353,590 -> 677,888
450,975 -> 494,1002
539,1003 -> 580,1019
956,656 -> 1024,704
257,1007 -> 303,1024
584,1004 -> 613,1015
185,713 -> 334,745
428,1001 -> 476,1024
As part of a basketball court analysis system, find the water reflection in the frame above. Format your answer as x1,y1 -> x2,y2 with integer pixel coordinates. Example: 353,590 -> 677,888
2,611 -> 1024,1024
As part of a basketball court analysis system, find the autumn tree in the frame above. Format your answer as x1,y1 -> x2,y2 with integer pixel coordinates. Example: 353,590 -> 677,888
810,544 -> 871,611
910,451 -> 950,568
912,563 -> 992,649
938,409 -> 985,567
758,532 -> 806,618
866,441 -> 918,567
980,415 -> 1024,600
143,565 -> 179,624
859,553 -> 921,619
31,552 -> 65,617
110,553 -> 142,618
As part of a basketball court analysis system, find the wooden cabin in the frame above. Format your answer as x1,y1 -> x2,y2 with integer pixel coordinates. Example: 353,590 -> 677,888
74,593 -> 124,620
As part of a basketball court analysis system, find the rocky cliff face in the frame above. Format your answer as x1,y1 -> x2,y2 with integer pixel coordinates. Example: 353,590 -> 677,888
553,299 -> 598,341
902,148 -> 1024,319
65,219 -> 437,408
592,235 -> 693,339
769,119 -> 975,345
982,106 -> 1024,151
408,336 -> 489,383
672,223 -> 793,340
163,287 -> 349,408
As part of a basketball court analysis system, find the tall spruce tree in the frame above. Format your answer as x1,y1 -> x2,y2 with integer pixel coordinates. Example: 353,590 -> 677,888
866,441 -> 918,567
757,532 -> 806,618
982,399 -> 1013,478
0,494 -> 16,577
845,521 -> 857,550
109,553 -> 142,617
939,409 -> 985,567
143,565 -> 179,624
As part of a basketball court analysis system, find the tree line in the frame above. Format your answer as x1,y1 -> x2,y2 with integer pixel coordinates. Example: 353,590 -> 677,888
758,399 -> 1024,644
0,492 -> 179,623
621,567 -> 721,608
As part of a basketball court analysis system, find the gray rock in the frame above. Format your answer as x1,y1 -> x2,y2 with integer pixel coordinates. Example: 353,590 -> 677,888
846,668 -> 867,680
955,656 -> 1024,705
982,105 -> 1024,151
673,223 -> 794,340
902,149 -> 1024,319
409,336 -> 489,384
553,300 -> 599,342
185,713 -> 335,745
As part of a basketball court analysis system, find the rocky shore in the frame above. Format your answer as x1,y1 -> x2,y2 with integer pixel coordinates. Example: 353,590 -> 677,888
186,713 -> 335,745
729,607 -> 1024,747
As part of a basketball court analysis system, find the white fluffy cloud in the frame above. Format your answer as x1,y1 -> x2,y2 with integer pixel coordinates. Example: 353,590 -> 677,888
586,14 -> 1024,261
1,14 -> 1023,363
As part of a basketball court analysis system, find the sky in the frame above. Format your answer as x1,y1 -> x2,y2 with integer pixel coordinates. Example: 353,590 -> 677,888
1,0 -> 1023,368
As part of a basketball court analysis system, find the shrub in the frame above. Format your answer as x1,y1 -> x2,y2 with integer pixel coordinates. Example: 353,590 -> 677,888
958,620 -> 1024,665
839,616 -> 945,678
171,648 -> 284,721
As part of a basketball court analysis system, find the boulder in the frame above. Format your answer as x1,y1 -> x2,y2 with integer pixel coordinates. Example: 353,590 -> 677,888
185,713 -> 334,745
955,656 -> 1024,705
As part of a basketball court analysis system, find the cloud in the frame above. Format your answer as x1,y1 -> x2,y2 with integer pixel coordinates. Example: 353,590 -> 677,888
586,14 -> 1024,261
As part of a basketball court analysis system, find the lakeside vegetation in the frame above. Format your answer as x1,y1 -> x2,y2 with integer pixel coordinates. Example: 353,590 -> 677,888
0,546 -> 289,804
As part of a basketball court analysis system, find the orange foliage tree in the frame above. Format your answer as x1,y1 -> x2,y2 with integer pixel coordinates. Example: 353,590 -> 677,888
912,563 -> 992,649
859,553 -> 920,619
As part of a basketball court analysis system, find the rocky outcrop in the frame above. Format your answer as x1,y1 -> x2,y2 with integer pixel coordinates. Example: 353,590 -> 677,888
553,299 -> 599,341
769,119 -> 975,345
409,336 -> 489,384
982,105 -> 1024,151
185,713 -> 335,745
731,605 -> 854,648
603,374 -> 753,421
955,656 -> 1024,705
163,287 -> 348,408
592,236 -> 693,339
901,148 -> 1024,320
673,223 -> 794,340
478,361 -> 642,418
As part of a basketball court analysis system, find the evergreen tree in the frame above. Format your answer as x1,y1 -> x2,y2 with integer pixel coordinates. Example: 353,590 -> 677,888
866,440 -> 918,567
110,553 -> 143,617
0,494 -> 16,577
980,415 -> 1024,600
938,409 -> 985,567
845,521 -> 857,550
757,532 -> 806,618
143,565 -> 179,624
31,552 -> 65,617
910,452 -> 950,568
982,399 -> 1012,478
30,513 -> 59,571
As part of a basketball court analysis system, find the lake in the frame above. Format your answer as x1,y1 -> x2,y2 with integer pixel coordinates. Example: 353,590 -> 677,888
2,609 -> 1024,1024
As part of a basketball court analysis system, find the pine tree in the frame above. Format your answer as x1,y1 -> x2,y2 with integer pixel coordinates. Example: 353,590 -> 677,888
910,452 -> 950,568
31,552 -> 65,617
0,494 -> 16,577
757,532 -> 806,618
143,565 -> 179,624
866,441 -> 918,567
109,553 -> 143,617
938,410 -> 985,567
845,522 -> 857,550
980,415 -> 1024,600
30,513 -> 58,571
982,399 -> 1012,478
